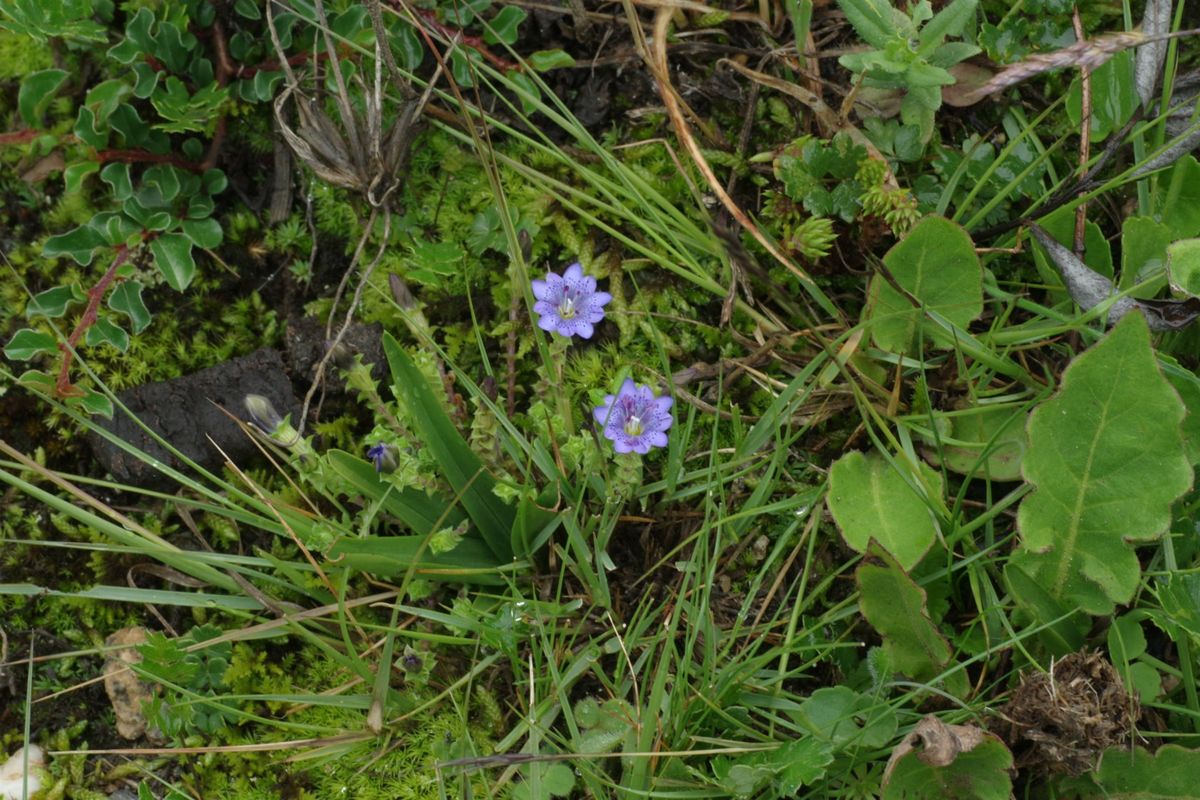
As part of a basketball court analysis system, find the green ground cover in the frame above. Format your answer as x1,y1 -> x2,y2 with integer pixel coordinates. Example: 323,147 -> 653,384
2,0 -> 1200,797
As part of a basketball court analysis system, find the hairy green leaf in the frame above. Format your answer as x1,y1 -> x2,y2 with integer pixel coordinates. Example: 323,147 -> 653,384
866,215 -> 982,353
1012,313 -> 1192,615
858,556 -> 967,696
829,451 -> 941,570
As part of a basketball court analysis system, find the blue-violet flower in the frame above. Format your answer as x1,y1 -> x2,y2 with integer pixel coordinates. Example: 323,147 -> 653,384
366,442 -> 397,473
532,262 -> 611,339
593,379 -> 674,454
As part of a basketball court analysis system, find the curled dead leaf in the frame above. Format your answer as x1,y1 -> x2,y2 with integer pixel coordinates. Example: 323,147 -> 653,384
882,716 -> 998,786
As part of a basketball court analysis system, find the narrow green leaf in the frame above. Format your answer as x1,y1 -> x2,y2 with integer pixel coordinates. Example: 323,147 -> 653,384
4,329 -> 58,361
19,69 -> 69,125
151,232 -> 196,290
382,333 -> 515,561
836,0 -> 897,49
917,0 -> 977,55
828,451 -> 941,570
1012,313 -> 1192,615
858,556 -> 967,696
324,450 -> 463,536
326,536 -> 506,585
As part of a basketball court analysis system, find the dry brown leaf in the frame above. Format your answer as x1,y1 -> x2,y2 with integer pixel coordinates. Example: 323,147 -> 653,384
103,626 -> 163,742
882,716 -> 993,786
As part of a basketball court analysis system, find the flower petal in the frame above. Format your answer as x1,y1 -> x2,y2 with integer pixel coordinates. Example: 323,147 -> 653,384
591,291 -> 612,308
564,262 -> 583,282
618,378 -> 637,398
646,431 -> 669,448
574,321 -> 594,339
613,438 -> 634,454
531,279 -> 552,302
537,314 -> 558,332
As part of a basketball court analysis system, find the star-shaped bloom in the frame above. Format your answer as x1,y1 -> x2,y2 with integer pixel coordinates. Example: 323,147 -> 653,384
532,262 -> 612,339
593,379 -> 674,454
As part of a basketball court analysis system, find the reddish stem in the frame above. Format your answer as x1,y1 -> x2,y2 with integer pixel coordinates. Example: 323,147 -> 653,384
409,7 -> 518,71
56,246 -> 129,398
0,130 -> 39,146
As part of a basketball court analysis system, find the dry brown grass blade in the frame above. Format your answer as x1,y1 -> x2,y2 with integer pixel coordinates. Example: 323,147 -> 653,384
719,58 -> 899,190
964,28 -> 1200,104
623,0 -> 831,322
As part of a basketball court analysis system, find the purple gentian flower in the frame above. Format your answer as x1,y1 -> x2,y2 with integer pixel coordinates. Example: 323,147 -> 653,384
366,443 -> 397,473
532,262 -> 612,339
593,379 -> 674,454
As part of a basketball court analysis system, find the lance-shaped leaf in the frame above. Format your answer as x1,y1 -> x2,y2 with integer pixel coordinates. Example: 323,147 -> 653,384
829,451 -> 942,570
858,555 -> 968,697
1030,224 -> 1200,331
1012,313 -> 1192,615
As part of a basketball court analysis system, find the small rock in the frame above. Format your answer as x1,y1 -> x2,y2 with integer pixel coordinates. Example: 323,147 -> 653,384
103,627 -> 162,742
0,744 -> 46,800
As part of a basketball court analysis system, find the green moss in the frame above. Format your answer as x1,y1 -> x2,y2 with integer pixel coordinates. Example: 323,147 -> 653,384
0,30 -> 52,78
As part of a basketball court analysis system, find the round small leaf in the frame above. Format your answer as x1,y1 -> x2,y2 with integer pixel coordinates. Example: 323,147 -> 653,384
151,233 -> 196,291
5,329 -> 58,361
528,49 -> 575,71
828,452 -> 942,570
19,69 -> 69,125
109,279 -> 151,334
181,217 -> 223,249
44,225 -> 105,265
85,317 -> 130,352
26,285 -> 83,319
483,6 -> 526,45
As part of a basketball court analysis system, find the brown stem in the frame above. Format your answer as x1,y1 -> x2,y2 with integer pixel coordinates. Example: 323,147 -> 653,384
0,130 -> 38,146
407,6 -> 518,71
56,246 -> 129,398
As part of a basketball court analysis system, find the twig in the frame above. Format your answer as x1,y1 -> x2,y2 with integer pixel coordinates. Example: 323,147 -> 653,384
56,246 -> 129,397
1072,8 -> 1092,257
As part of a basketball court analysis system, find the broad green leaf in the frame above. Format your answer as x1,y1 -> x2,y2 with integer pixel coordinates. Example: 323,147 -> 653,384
792,686 -> 897,748
828,451 -> 941,570
882,730 -> 1012,800
1088,745 -> 1200,798
1119,216 -> 1172,295
1004,562 -> 1087,655
1157,155 -> 1200,240
922,405 -> 1027,481
1167,238 -> 1200,298
109,280 -> 151,334
151,232 -> 196,290
19,69 -> 68,125
382,333 -> 515,561
75,389 -> 114,419
395,23 -> 423,70
865,216 -> 982,353
4,329 -> 57,361
858,556 -> 967,696
1012,313 -> 1192,615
